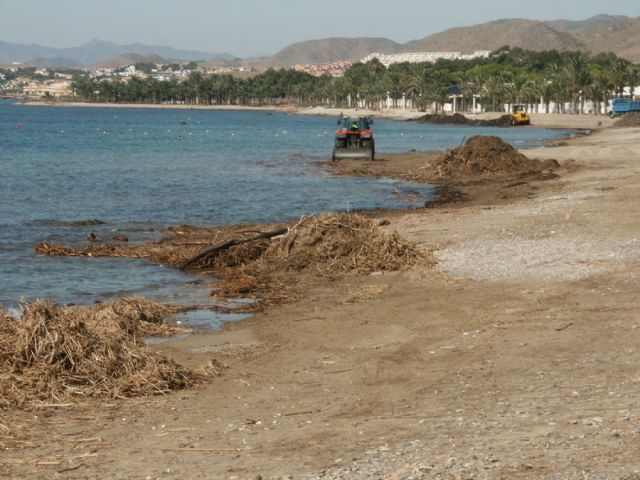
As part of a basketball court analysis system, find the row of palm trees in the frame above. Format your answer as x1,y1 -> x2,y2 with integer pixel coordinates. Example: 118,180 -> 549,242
71,49 -> 640,115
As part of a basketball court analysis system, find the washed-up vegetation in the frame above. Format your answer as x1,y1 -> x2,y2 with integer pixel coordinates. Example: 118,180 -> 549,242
180,213 -> 429,273
432,136 -> 560,177
614,111 -> 640,127
37,213 -> 433,313
0,298 -> 219,411
416,113 -> 513,126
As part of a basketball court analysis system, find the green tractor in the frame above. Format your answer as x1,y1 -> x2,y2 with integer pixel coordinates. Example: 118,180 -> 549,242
332,117 -> 375,161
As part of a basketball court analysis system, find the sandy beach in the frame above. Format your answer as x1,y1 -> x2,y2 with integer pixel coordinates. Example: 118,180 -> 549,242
3,116 -> 640,479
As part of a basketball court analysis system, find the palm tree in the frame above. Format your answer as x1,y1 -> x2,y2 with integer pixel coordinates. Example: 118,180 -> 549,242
430,69 -> 454,112
546,64 -> 568,113
382,67 -> 405,109
344,63 -> 370,108
405,64 -> 433,111
509,71 -> 532,105
329,77 -> 349,108
563,53 -> 592,113
72,76 -> 98,102
462,73 -> 484,113
534,77 -> 557,114
610,59 -> 630,97
188,71 -> 205,104
483,74 -> 507,112
204,75 -> 224,105
624,64 -> 640,98
589,67 -> 615,114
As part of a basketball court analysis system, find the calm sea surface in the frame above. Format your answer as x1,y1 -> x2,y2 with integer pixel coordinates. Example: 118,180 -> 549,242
0,99 -> 575,326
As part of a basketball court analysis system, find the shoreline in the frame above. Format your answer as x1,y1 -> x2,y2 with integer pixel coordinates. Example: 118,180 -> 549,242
14,98 -> 616,127
6,115 -> 640,477
0,109 -> 579,313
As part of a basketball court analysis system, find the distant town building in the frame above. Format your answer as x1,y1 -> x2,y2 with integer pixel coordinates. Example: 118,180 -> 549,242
293,61 -> 353,77
94,67 -> 115,77
22,79 -> 72,97
361,50 -> 492,66
119,65 -> 138,77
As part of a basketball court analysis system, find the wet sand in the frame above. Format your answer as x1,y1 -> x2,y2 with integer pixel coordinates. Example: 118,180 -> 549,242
4,120 -> 640,478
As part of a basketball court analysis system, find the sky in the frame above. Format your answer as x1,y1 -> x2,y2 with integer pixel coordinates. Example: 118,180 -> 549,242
1,0 -> 640,58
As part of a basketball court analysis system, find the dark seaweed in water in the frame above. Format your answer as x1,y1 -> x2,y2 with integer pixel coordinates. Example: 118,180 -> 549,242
26,218 -> 106,227
416,113 -> 513,127
65,218 -> 106,226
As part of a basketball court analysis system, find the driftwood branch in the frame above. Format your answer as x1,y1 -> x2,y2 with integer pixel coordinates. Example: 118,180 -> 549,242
179,227 -> 288,270
160,447 -> 251,453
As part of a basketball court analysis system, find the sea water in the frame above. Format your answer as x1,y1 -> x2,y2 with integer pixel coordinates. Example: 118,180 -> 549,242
0,100 -> 574,326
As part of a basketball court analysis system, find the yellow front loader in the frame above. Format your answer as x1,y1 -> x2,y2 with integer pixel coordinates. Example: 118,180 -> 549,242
511,104 -> 531,126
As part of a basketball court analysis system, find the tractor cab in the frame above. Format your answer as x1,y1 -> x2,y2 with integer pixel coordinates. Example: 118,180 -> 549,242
332,116 -> 375,161
511,104 -> 531,126
338,117 -> 372,131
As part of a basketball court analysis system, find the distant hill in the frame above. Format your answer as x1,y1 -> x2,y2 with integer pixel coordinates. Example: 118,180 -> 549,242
0,39 -> 233,67
545,14 -> 629,33
404,19 -> 582,54
258,15 -> 640,67
96,53 -> 170,69
267,37 -> 404,67
206,57 -> 247,69
25,56 -> 81,69
582,17 -> 640,62
402,15 -> 640,63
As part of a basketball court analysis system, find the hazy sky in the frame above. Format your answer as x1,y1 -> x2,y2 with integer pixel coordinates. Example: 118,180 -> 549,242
1,0 -> 639,57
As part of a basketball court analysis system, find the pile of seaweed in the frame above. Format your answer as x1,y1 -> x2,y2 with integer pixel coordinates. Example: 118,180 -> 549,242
262,213 -> 426,273
182,213 -> 430,274
182,213 -> 432,311
614,112 -> 640,128
432,136 -> 559,178
416,113 -> 513,127
0,298 -> 219,410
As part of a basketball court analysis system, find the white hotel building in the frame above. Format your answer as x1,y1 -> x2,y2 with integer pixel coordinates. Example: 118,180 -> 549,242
361,50 -> 492,66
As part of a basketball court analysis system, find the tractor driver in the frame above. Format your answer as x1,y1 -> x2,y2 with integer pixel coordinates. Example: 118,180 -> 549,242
351,120 -> 359,130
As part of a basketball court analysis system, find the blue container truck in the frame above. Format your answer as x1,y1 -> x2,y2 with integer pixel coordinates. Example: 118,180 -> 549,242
608,98 -> 640,117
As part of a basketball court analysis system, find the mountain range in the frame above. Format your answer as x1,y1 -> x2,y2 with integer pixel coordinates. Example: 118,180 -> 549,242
1,14 -> 639,69
0,39 -> 234,68
270,15 -> 640,67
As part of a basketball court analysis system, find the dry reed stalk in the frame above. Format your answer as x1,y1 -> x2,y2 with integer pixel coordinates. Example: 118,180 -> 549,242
0,299 -> 221,411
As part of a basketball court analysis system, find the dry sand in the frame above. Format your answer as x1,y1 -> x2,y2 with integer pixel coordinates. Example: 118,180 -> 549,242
3,120 -> 640,479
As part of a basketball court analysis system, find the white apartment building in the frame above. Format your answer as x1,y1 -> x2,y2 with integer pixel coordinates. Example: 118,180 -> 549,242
361,50 -> 492,66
